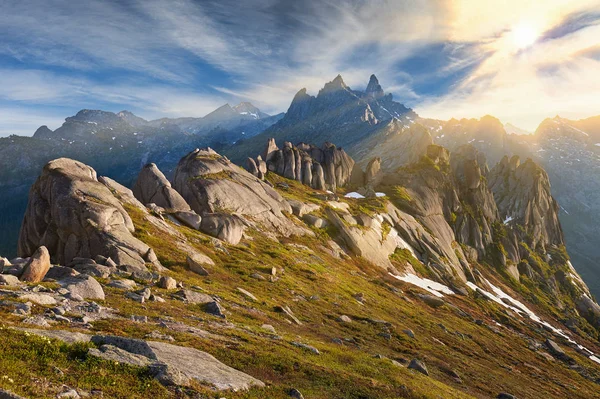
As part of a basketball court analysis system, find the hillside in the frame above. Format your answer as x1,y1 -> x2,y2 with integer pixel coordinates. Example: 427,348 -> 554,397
1,144 -> 600,398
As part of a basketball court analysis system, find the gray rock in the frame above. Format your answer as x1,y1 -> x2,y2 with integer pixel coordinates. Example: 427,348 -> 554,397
408,358 -> 429,376
61,275 -> 105,300
0,274 -> 20,286
337,315 -> 352,323
199,213 -> 245,245
45,265 -> 80,280
291,341 -> 320,355
18,158 -> 159,271
19,293 -> 57,306
133,163 -> 191,212
90,335 -> 264,390
497,394 -> 517,399
72,263 -> 112,279
173,148 -> 308,239
302,214 -> 328,228
288,388 -> 305,399
171,210 -> 202,230
107,279 -> 137,290
57,389 -> 80,399
174,290 -> 214,305
237,287 -> 258,302
0,389 -> 28,399
204,301 -> 226,318
418,294 -> 445,308
403,329 -> 415,338
186,253 -> 214,275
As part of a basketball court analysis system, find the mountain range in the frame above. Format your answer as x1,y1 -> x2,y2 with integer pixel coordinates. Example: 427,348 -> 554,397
0,74 -> 599,299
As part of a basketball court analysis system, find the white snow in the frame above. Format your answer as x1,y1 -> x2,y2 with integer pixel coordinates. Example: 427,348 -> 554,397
595,143 -> 600,147
468,139 -> 476,143
390,273 -> 454,297
467,279 -> 600,364
376,192 -> 386,197
503,216 -> 513,224
111,137 -> 116,140
345,192 -> 365,199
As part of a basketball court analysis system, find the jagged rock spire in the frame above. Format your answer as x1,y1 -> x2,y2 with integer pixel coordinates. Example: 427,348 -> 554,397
365,74 -> 384,100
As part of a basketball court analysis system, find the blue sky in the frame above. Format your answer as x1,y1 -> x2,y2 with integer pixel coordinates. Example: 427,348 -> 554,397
1,0 -> 599,136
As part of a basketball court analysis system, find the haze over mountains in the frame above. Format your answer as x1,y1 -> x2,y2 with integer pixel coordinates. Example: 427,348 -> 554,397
1,74 -> 599,298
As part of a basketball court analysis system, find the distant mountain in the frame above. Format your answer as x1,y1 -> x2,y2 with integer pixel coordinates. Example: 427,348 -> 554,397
224,74 -> 424,168
0,102 -> 281,257
504,122 -> 532,135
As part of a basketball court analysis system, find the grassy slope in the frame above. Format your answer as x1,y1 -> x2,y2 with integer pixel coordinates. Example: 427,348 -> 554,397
1,176 -> 600,398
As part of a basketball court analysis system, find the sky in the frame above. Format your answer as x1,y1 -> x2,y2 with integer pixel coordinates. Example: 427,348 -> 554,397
0,0 -> 599,136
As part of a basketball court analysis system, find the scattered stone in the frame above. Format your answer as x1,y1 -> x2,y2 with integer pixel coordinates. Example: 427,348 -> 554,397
107,279 -> 137,290
288,388 -> 305,399
131,315 -> 148,323
173,290 -> 214,305
0,275 -> 20,286
145,331 -> 175,342
19,293 -> 57,306
20,246 -> 51,282
23,316 -> 51,327
158,276 -> 177,290
61,275 -> 105,300
250,273 -> 266,281
237,287 -> 258,302
57,389 -> 80,398
204,301 -> 226,318
403,329 -> 415,339
125,292 -> 145,303
497,394 -> 517,399
417,294 -> 445,308
261,324 -> 276,334
337,315 -> 352,323
186,254 -> 214,276
0,389 -> 28,399
408,359 -> 429,376
302,214 -> 328,228
72,263 -> 112,279
274,305 -> 302,325
291,341 -> 320,355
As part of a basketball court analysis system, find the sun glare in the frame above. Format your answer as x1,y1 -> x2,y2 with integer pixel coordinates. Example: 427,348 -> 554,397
512,23 -> 538,49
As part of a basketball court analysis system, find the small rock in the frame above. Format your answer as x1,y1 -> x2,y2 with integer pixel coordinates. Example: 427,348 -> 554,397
403,329 -> 415,338
204,301 -> 226,318
497,394 -> 517,399
0,274 -> 21,286
173,290 -> 214,304
288,388 -> 304,399
20,246 -> 51,283
337,315 -> 352,323
158,276 -> 177,290
261,324 -> 276,333
131,315 -> 148,323
19,293 -> 57,306
237,287 -> 258,302
61,275 -> 105,300
291,341 -> 320,355
408,359 -> 429,376
186,254 -> 214,276
57,389 -> 80,399
125,292 -> 145,303
418,294 -> 445,308
107,279 -> 137,290
250,273 -> 266,281
23,315 -> 51,327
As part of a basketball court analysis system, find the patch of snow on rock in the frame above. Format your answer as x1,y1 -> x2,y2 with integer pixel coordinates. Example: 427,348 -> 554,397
344,192 -> 365,199
390,273 -> 454,297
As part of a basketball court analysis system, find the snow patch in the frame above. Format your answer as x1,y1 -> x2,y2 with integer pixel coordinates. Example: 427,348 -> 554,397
503,216 -> 513,225
390,273 -> 454,297
376,192 -> 386,197
345,192 -> 365,199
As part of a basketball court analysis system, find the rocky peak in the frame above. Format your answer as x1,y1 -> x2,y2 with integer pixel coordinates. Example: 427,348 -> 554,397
365,74 -> 385,100
489,155 -> 563,251
318,74 -> 350,96
117,110 -> 148,127
232,102 -> 267,119
33,125 -> 54,139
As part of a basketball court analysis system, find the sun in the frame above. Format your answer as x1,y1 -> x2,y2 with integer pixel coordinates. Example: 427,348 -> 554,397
512,23 -> 538,49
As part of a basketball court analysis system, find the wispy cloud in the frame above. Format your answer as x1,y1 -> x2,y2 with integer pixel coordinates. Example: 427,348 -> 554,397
0,0 -> 599,135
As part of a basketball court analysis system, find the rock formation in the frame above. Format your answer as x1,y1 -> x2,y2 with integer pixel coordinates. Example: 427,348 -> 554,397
133,163 -> 191,211
18,158 -> 160,270
173,148 -> 309,241
249,139 -> 356,191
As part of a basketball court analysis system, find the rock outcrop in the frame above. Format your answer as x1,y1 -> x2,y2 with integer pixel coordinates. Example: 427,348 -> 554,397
488,156 -> 563,253
19,246 -> 51,282
133,163 -> 191,211
173,148 -> 309,240
250,139 -> 355,192
18,158 -> 160,270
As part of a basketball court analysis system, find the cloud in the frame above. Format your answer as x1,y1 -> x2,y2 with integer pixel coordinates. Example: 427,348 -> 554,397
1,0 -> 599,134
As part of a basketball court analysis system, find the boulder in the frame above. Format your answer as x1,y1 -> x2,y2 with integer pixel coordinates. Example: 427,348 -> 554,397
19,246 -> 51,283
200,213 -> 245,245
173,148 -> 308,238
158,276 -> 177,290
171,211 -> 202,230
18,158 -> 159,271
408,358 -> 429,376
60,275 -> 105,300
133,163 -> 191,211
90,335 -> 264,390
0,274 -> 20,286
186,253 -> 214,275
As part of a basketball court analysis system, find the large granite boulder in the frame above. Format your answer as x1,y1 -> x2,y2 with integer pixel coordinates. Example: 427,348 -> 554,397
133,163 -> 191,211
19,246 -> 51,282
18,158 -> 159,270
173,148 -> 308,238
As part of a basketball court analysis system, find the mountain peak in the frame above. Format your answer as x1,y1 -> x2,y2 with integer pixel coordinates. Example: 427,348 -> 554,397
233,102 -> 267,119
320,74 -> 348,94
33,125 -> 54,139
365,74 -> 384,100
